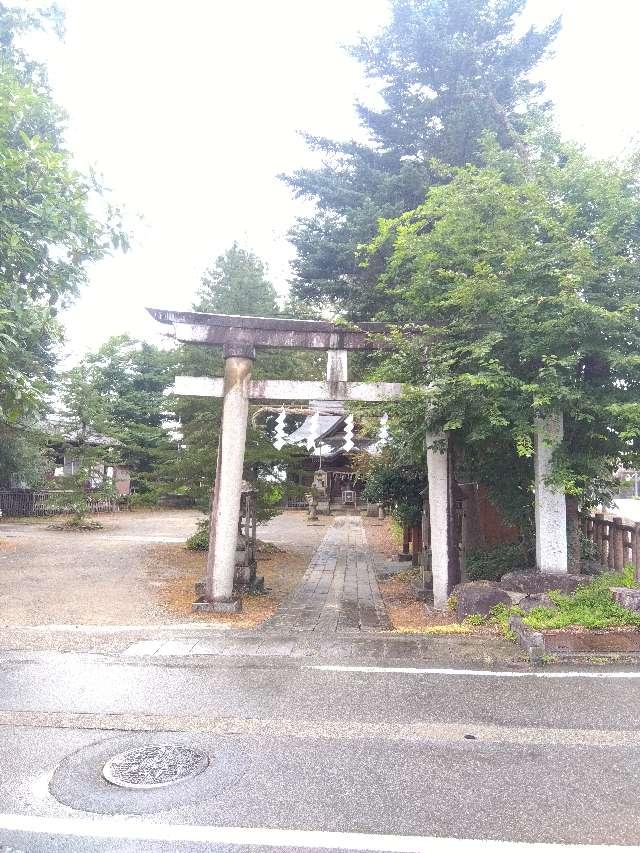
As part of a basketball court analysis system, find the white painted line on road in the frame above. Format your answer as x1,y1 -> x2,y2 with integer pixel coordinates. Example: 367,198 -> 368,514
122,640 -> 165,656
0,813 -> 631,851
308,664 -> 640,680
155,639 -> 200,655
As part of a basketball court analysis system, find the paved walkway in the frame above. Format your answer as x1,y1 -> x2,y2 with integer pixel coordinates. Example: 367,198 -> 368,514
262,515 -> 389,633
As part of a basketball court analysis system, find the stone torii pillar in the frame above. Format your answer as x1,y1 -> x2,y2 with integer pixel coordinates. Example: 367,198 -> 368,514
208,341 -> 255,605
534,411 -> 568,574
426,432 -> 461,610
148,309 -> 405,613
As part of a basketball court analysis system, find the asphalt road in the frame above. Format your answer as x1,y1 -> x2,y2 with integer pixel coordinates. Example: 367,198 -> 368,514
0,650 -> 639,851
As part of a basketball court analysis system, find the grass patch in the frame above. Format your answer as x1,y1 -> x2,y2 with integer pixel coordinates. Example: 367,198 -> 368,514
489,603 -> 516,639
522,567 -> 640,630
394,623 -> 472,635
490,567 -> 640,633
47,514 -> 103,531
463,614 -> 488,626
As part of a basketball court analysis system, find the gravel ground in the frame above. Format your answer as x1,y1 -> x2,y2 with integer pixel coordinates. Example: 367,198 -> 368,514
0,510 -> 203,626
362,514 -> 502,637
0,510 -> 322,628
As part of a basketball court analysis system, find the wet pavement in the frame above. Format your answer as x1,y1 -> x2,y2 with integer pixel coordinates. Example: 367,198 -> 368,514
0,651 -> 640,850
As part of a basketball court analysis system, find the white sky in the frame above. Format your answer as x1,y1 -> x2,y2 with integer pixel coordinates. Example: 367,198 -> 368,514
26,0 -> 640,359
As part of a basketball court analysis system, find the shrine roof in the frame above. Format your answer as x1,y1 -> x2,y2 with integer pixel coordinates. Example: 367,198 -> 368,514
287,414 -> 343,445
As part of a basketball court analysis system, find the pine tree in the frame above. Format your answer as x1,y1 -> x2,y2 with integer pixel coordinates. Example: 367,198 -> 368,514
195,243 -> 279,316
171,245 -> 315,518
283,0 -> 559,316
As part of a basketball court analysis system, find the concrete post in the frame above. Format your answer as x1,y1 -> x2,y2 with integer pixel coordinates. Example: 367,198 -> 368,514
326,349 -> 348,384
534,412 -> 568,574
204,344 -> 255,609
426,432 -> 454,610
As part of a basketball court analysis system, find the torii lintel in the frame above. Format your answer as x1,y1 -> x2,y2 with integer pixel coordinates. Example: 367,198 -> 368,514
147,308 -> 394,351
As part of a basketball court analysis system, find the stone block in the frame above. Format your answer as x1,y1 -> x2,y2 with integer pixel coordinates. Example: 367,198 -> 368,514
453,581 -> 512,621
192,596 -> 241,614
543,628 -> 640,654
500,571 -> 589,595
396,553 -> 412,563
518,592 -> 558,613
508,614 -> 545,664
610,587 -> 640,612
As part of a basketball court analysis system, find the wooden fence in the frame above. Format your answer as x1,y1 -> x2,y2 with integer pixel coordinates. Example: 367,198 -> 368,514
0,489 -> 127,518
580,513 -> 640,574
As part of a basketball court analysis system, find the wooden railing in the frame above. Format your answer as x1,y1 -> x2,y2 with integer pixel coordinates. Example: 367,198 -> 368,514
580,513 -> 640,574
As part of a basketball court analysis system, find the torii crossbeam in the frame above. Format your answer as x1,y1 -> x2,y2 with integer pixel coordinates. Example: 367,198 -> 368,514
148,309 -> 408,612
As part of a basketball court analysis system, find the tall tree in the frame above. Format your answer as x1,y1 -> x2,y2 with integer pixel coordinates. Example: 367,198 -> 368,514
0,2 -> 126,481
195,242 -> 279,317
283,0 -> 559,316
366,131 -> 640,531
170,245 -> 315,517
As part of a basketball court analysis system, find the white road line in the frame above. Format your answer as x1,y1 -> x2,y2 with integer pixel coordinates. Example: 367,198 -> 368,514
0,813 -> 631,851
123,640 -> 165,656
308,664 -> 640,680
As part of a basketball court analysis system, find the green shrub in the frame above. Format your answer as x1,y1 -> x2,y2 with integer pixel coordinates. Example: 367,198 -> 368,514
489,603 -> 517,639
128,491 -> 159,508
465,543 -> 529,582
186,519 -> 210,551
463,614 -> 487,626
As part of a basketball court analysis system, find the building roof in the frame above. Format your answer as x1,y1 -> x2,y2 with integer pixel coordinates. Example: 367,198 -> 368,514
286,404 -> 374,460
65,430 -> 121,448
286,414 -> 344,446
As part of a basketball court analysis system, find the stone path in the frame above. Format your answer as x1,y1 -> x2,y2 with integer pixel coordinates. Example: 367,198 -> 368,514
261,515 -> 389,634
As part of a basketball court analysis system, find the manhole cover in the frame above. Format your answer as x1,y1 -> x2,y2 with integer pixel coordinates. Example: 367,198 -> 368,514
102,744 -> 209,789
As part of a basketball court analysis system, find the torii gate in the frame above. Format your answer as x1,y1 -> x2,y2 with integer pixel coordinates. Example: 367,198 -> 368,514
149,308 -> 568,613
148,309 -> 415,612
